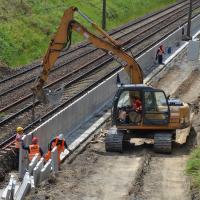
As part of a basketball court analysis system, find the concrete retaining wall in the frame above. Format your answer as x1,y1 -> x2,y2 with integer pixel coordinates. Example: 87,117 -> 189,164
28,70 -> 129,153
20,13 -> 200,176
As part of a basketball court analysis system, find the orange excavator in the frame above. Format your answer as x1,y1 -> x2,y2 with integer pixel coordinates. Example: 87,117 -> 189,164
31,6 -> 142,103
32,7 -> 191,153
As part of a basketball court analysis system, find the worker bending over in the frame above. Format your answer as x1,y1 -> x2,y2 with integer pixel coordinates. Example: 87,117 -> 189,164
46,134 -> 71,164
22,137 -> 43,162
15,127 -> 24,169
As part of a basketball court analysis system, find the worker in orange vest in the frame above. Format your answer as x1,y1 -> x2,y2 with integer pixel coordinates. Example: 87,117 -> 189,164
14,127 -> 24,169
45,134 -> 71,164
22,137 -> 43,162
156,45 -> 165,64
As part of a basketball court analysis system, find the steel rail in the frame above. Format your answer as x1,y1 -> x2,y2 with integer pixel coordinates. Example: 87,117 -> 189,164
1,9 -> 200,130
1,1 -> 200,117
0,1 -> 199,100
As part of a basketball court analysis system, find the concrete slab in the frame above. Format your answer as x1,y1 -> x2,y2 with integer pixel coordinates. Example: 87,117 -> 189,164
1,175 -> 15,200
51,147 -> 58,174
14,172 -> 31,200
30,176 -> 35,193
1,187 -> 9,200
28,154 -> 39,175
40,159 -> 52,183
33,158 -> 44,186
7,179 -> 15,200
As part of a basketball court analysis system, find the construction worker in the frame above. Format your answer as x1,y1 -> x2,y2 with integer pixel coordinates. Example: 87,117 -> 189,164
156,45 -> 165,64
129,96 -> 142,123
132,96 -> 142,112
45,134 -> 71,164
14,127 -> 24,169
22,137 -> 43,162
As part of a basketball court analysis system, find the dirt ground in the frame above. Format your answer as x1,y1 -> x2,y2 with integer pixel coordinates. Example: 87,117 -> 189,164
26,49 -> 200,200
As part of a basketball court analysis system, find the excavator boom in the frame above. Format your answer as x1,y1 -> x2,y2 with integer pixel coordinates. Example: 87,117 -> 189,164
32,6 -> 143,103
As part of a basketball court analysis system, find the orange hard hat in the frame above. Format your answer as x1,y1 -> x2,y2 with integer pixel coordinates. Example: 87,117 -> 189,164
32,137 -> 38,144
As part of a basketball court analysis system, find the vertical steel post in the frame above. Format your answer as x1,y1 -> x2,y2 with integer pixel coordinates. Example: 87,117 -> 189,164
187,0 -> 192,39
102,0 -> 106,30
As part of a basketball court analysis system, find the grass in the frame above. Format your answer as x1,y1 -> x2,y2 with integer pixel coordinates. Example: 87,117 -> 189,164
186,147 -> 200,188
0,0 -> 176,67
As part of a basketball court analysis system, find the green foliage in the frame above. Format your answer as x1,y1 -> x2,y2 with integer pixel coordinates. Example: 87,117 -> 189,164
186,147 -> 200,188
0,0 -> 176,67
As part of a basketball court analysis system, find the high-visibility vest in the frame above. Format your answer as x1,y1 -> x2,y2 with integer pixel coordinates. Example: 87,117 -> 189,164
45,138 -> 65,162
15,134 -> 21,149
29,144 -> 40,161
52,137 -> 65,154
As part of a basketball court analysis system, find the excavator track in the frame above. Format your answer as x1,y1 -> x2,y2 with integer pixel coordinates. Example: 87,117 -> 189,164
105,128 -> 124,152
154,133 -> 172,154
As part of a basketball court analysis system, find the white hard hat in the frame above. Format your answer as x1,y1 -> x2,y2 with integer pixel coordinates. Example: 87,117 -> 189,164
58,133 -> 64,140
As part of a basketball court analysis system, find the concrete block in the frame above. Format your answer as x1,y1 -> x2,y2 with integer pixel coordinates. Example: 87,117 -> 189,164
1,175 -> 15,200
28,154 -> 39,175
1,187 -> 9,200
33,158 -> 44,186
14,172 -> 31,200
51,147 -> 59,174
30,176 -> 35,193
39,159 -> 52,183
12,180 -> 17,197
7,179 -> 15,200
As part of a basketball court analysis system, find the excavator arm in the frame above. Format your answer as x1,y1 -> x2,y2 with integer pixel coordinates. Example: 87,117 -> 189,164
32,6 -> 143,103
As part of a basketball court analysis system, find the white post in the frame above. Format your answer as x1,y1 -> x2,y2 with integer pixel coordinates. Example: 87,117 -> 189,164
51,147 -> 59,173
33,158 -> 44,186
39,159 -> 52,183
1,175 -> 15,200
28,154 -> 39,175
19,134 -> 32,179
14,172 -> 31,200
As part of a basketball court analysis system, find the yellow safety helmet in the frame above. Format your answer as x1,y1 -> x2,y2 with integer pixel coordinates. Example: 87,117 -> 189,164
16,127 -> 24,133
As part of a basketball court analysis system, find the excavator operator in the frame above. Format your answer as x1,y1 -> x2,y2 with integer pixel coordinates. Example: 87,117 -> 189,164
128,96 -> 142,124
132,96 -> 142,112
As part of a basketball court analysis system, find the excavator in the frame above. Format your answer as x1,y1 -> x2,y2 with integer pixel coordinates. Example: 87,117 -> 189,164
32,7 -> 191,154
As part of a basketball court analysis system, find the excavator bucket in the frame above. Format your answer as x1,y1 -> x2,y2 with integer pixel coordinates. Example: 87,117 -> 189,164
32,86 -> 64,105
32,87 -> 50,104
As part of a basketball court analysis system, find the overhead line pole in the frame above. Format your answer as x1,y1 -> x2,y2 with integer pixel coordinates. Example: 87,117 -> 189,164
102,0 -> 106,30
186,0 -> 192,39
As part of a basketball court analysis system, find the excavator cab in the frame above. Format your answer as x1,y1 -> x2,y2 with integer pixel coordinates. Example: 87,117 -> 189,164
113,84 -> 170,126
106,84 -> 191,154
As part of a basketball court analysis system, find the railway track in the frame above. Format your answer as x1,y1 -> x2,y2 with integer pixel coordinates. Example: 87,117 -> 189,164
0,0 -> 198,104
0,0 -> 200,174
